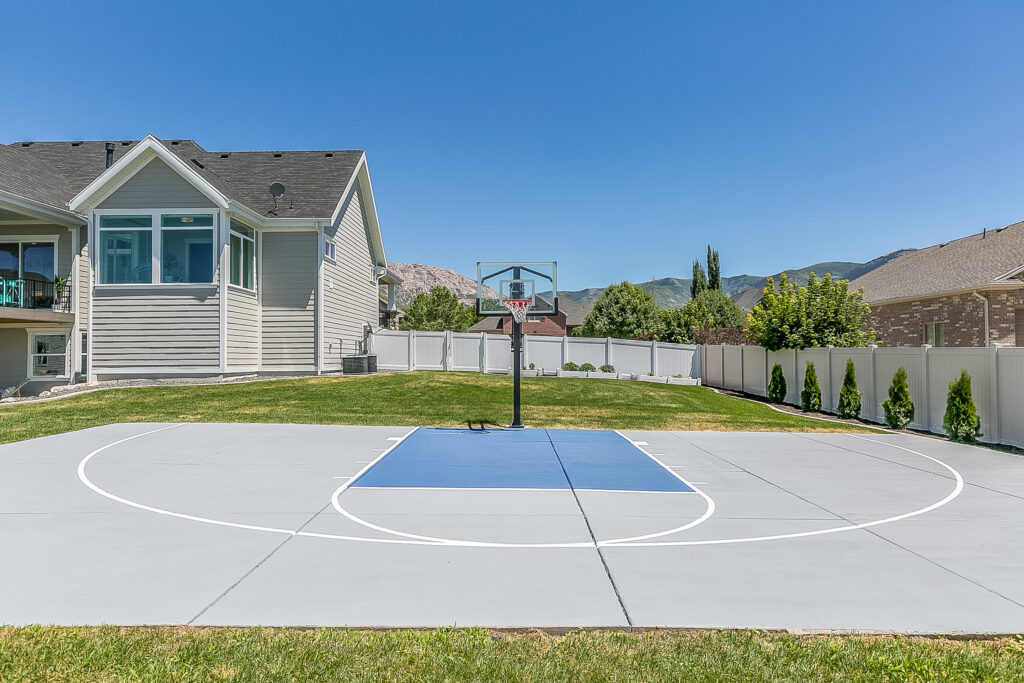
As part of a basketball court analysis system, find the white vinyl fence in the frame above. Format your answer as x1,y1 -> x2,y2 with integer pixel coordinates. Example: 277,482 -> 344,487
371,330 -> 700,378
701,344 -> 1024,449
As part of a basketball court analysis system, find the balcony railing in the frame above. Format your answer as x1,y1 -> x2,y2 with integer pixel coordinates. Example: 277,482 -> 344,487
0,277 -> 72,313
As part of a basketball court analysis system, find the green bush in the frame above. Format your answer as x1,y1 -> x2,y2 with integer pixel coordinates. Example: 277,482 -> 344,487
882,367 -> 914,429
562,362 -> 579,371
943,370 -> 982,443
836,359 -> 862,419
529,363 -> 535,370
767,364 -> 787,404
579,363 -> 597,372
800,361 -> 822,412
599,364 -> 615,373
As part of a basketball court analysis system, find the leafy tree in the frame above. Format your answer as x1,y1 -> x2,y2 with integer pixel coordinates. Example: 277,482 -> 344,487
660,307 -> 689,344
882,367 -> 914,429
836,359 -> 862,419
767,363 -> 787,403
801,361 -> 822,412
943,371 -> 982,443
399,286 -> 479,332
707,245 -> 721,291
693,325 -> 747,345
575,281 -> 663,339
690,260 -> 708,299
746,272 -> 875,351
660,290 -> 744,344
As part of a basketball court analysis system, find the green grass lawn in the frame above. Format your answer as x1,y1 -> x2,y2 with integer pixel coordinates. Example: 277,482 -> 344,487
1,627 -> 1021,682
0,371 -> 877,445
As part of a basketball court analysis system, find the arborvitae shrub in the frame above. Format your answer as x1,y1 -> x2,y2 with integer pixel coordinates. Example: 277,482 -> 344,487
600,364 -> 615,373
882,367 -> 914,429
801,361 -> 822,412
579,362 -> 596,372
767,364 -> 787,404
943,370 -> 982,443
562,362 -> 579,371
836,359 -> 862,419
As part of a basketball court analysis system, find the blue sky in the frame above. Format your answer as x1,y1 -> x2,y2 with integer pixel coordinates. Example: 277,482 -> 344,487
3,1 -> 1024,291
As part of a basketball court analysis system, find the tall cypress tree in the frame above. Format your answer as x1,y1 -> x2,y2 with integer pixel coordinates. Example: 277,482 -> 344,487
691,260 -> 708,299
707,245 -> 722,291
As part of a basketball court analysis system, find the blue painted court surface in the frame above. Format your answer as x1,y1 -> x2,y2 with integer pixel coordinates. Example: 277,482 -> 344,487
351,427 -> 694,492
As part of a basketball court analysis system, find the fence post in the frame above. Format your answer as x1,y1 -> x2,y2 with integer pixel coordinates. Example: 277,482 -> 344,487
443,330 -> 453,371
522,334 -> 529,370
739,345 -> 745,393
868,344 -> 877,421
990,344 -> 1001,443
606,337 -> 612,369
562,335 -> 569,368
651,340 -> 659,376
920,345 -> 931,432
826,346 -> 834,413
480,332 -> 487,372
408,329 -> 416,371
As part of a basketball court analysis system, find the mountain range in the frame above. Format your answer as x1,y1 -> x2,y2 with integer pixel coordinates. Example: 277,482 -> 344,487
386,249 -> 914,311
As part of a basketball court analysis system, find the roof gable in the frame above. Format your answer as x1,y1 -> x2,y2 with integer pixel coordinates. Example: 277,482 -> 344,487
97,157 -> 217,209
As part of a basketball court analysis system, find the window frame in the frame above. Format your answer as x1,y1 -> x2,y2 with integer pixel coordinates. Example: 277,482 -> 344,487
95,209 -> 218,287
26,328 -> 69,379
324,239 -> 337,263
229,222 -> 257,291
923,321 -> 947,347
0,237 -> 58,282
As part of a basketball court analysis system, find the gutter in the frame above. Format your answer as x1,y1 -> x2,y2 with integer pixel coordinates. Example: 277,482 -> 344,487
865,282 -> 1021,307
971,291 -> 990,346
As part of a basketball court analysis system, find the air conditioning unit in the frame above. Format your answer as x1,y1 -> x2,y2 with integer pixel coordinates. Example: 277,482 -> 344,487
343,354 -> 378,375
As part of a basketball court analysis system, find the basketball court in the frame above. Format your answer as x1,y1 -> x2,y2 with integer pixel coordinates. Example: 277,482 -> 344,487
3,421 -> 1024,632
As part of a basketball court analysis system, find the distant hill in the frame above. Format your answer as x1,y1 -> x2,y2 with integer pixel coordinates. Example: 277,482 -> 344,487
385,263 -> 496,307
553,255 -> 913,309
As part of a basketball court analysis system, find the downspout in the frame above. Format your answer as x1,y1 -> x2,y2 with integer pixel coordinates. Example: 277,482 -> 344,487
972,290 -> 990,347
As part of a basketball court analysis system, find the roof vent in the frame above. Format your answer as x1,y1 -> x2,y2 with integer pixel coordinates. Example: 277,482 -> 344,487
324,152 -> 334,157
938,242 -> 948,248
121,141 -> 131,146
20,142 -> 32,147
273,152 -> 283,158
105,142 -> 115,168
71,141 -> 82,147
996,227 -> 1007,233
171,140 -> 180,145
220,153 -> 230,158
191,158 -> 205,169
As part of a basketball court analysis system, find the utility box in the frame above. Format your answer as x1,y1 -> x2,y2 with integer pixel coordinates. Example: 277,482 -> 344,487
343,354 -> 378,375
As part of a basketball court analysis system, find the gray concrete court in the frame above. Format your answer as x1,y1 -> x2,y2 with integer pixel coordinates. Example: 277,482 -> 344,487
2,422 -> 1024,632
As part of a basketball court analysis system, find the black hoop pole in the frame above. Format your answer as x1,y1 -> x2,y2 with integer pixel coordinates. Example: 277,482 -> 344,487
511,317 -> 523,428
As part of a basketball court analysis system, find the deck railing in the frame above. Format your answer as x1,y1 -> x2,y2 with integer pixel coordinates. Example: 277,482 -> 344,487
0,277 -> 72,313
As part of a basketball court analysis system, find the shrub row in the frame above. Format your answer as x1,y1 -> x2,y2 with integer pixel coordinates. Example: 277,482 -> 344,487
766,361 -> 981,443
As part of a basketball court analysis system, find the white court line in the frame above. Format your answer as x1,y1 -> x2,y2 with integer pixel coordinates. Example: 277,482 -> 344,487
77,424 -> 452,546
608,434 -> 964,547
76,427 -> 966,551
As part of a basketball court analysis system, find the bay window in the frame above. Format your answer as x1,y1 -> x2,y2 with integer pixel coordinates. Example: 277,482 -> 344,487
97,211 -> 215,285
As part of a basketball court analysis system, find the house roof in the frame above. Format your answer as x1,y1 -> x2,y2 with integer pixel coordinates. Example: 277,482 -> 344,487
5,139 -> 365,219
850,220 -> 1024,303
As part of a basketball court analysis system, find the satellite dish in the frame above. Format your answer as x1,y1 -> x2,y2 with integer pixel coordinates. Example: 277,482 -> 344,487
269,182 -> 286,198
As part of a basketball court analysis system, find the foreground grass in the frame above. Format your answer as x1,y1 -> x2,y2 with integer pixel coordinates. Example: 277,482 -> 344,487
1,627 -> 1022,682
0,371 -> 877,445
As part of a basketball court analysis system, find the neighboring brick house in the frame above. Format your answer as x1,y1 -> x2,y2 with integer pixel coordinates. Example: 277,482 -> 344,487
850,221 -> 1024,347
468,297 -> 591,337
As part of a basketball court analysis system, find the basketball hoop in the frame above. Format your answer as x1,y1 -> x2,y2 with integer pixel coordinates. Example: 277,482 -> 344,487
502,298 -> 532,324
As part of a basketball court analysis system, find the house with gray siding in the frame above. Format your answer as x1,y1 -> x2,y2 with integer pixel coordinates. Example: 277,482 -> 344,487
0,135 -> 400,395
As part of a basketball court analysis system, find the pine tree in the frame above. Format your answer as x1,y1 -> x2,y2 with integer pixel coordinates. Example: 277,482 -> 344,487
801,361 -> 822,412
943,370 -> 982,443
690,260 -> 708,299
707,245 -> 722,291
836,359 -> 862,419
767,363 -> 787,404
882,367 -> 914,429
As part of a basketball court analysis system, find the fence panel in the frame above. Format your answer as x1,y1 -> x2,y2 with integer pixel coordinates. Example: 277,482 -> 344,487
526,336 -> 564,370
800,348 -> 831,411
611,340 -> 654,375
927,348 -> 993,436
372,331 -> 410,370
873,348 -> 926,428
766,349 -> 798,404
484,334 -> 512,372
703,345 -> 723,387
657,343 -> 699,378
741,346 -> 767,396
998,348 -> 1024,448
412,332 -> 446,370
566,338 -> 608,368
451,333 -> 482,371
723,346 -> 744,391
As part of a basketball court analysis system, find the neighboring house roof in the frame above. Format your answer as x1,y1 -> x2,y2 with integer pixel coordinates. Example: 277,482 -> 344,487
467,296 -> 592,331
731,286 -> 765,311
8,138 -> 364,219
850,220 -> 1024,303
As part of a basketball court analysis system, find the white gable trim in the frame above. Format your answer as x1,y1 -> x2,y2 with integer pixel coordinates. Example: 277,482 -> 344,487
69,135 -> 229,212
994,264 -> 1024,282
329,153 -> 387,267
0,190 -> 84,227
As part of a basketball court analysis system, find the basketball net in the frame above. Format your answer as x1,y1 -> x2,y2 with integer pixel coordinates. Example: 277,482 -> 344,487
502,298 -> 532,324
